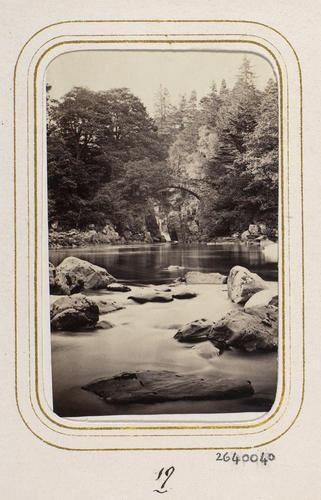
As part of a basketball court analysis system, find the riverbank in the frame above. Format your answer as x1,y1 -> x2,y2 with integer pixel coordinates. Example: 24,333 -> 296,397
49,229 -> 277,249
49,222 -> 278,249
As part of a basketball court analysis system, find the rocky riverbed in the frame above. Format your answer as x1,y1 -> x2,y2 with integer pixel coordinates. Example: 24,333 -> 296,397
50,256 -> 278,417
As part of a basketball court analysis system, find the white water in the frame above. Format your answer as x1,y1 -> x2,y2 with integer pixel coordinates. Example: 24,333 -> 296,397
51,282 -> 278,418
154,208 -> 171,241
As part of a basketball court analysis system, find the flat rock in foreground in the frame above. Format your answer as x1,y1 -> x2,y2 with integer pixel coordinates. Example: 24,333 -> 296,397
128,290 -> 173,304
83,370 -> 255,404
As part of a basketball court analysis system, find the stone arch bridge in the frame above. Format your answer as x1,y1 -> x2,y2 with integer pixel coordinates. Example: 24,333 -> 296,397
157,178 -> 210,202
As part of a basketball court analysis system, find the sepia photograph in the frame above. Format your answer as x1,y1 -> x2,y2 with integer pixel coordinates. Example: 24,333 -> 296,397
46,50 -> 279,419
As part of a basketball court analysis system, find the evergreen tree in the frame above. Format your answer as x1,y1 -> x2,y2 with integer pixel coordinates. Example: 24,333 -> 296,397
200,81 -> 221,127
154,85 -> 180,145
47,59 -> 279,240
200,58 -> 266,236
242,78 -> 279,226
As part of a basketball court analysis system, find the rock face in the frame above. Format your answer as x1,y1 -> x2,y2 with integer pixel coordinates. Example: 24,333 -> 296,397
209,304 -> 278,352
101,222 -> 120,242
83,370 -> 255,403
244,289 -> 278,312
50,293 -> 99,331
49,222 -> 121,248
54,256 -> 116,295
128,290 -> 173,304
174,319 -> 215,343
227,266 -> 268,304
185,271 -> 227,284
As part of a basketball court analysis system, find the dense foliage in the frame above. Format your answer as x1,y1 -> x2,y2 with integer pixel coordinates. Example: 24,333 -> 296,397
47,57 -> 279,239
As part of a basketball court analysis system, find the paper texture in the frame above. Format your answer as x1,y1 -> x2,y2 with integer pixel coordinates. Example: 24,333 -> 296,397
1,2 -> 320,499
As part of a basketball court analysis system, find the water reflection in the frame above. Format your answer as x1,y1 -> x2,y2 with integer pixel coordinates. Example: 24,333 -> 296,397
50,242 -> 278,285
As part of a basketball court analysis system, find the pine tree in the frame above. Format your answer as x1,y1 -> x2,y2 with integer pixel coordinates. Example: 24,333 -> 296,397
199,58 -> 265,236
200,81 -> 221,128
219,79 -> 229,98
242,78 -> 279,227
154,85 -> 180,145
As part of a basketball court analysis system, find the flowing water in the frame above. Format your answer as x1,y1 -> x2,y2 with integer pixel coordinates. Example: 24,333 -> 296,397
50,242 -> 278,419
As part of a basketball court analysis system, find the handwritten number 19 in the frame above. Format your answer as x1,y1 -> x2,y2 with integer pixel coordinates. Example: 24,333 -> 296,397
154,466 -> 175,494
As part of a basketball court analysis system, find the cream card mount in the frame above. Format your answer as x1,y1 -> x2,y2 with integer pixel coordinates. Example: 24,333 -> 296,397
14,20 -> 304,451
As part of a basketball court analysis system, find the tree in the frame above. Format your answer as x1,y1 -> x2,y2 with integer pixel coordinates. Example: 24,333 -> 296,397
200,82 -> 221,128
153,85 -> 180,145
199,58 -> 266,236
47,61 -> 279,241
47,86 -> 167,229
242,78 -> 279,227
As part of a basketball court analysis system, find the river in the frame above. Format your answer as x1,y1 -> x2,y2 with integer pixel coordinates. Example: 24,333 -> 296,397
50,242 -> 278,419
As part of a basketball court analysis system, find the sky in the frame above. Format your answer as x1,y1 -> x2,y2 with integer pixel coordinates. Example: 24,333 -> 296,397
46,50 -> 276,115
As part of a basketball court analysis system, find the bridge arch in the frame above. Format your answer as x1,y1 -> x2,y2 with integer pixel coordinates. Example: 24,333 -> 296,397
157,184 -> 201,200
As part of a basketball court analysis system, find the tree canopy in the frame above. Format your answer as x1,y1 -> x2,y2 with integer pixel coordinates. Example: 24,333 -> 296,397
47,56 -> 279,239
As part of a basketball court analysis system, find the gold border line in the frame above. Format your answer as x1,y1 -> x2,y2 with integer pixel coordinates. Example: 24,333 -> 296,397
13,22 -> 304,450
29,41 -> 288,430
27,33 -> 289,440
34,38 -> 286,431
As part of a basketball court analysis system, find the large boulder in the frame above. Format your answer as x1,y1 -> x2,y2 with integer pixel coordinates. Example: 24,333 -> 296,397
227,266 -> 268,304
244,289 -> 278,312
54,256 -> 116,295
83,370 -> 255,403
50,293 -> 99,331
174,319 -> 215,343
209,304 -> 278,352
185,271 -> 227,284
128,290 -> 173,304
